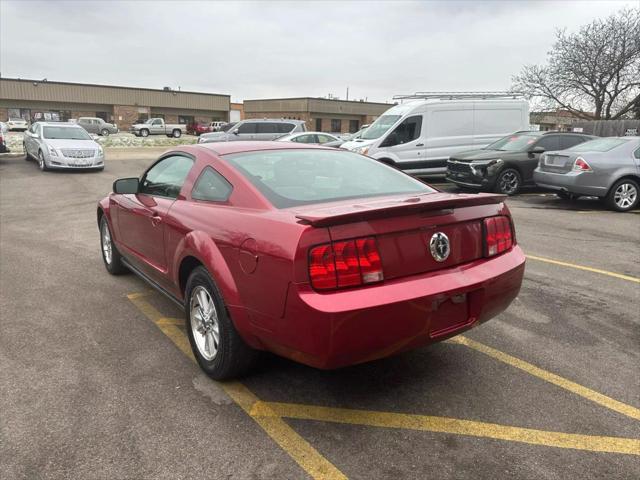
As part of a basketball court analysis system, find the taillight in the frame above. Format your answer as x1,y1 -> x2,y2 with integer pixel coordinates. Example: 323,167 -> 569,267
484,216 -> 514,257
572,157 -> 592,172
309,236 -> 383,290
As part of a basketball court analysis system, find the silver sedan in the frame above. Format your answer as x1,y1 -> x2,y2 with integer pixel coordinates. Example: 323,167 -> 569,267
534,137 -> 640,211
23,122 -> 105,172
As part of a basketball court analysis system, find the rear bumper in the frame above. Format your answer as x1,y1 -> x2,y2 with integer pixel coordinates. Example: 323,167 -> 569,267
260,246 -> 525,369
533,169 -> 607,197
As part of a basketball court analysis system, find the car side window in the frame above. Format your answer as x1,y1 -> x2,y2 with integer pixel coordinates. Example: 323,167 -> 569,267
535,135 -> 561,151
317,134 -> 334,144
635,147 -> 640,159
381,115 -> 422,147
139,155 -> 194,199
29,123 -> 38,134
192,167 -> 233,202
278,123 -> 295,134
560,136 -> 586,150
237,122 -> 257,134
152,119 -> 162,126
292,134 -> 315,143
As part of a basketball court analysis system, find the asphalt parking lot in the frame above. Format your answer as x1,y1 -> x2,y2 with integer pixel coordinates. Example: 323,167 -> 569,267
0,151 -> 638,479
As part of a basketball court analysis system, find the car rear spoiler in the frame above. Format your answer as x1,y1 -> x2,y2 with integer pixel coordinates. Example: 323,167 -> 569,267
295,193 -> 506,227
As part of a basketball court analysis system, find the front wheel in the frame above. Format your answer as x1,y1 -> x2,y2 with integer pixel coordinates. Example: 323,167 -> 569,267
172,129 -> 182,138
100,216 -> 127,274
185,266 -> 258,380
37,150 -> 48,171
140,129 -> 149,138
606,179 -> 639,212
494,168 -> 521,195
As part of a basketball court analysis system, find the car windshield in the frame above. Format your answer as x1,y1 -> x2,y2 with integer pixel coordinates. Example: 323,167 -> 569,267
568,137 -> 629,152
361,115 -> 402,140
10,118 -> 23,122
484,134 -> 539,151
221,122 -> 236,132
144,119 -> 155,124
42,126 -> 91,140
225,149 -> 434,208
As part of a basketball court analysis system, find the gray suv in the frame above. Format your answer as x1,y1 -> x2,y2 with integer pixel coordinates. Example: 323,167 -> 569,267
198,119 -> 305,144
77,117 -> 119,136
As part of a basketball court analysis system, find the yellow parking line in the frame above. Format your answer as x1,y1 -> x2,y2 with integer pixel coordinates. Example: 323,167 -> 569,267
126,292 -> 346,480
252,401 -> 640,456
450,336 -> 640,421
526,254 -> 640,284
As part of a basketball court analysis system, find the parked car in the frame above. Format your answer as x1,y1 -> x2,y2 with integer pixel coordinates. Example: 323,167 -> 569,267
341,94 -> 529,175
97,141 -> 525,379
23,122 -> 104,171
77,117 -> 118,136
129,118 -> 186,138
276,131 -> 341,145
198,119 -> 306,143
211,121 -> 227,131
445,131 -> 595,195
0,123 -> 9,153
534,136 -> 640,212
323,126 -> 370,148
7,117 -> 28,131
187,122 -> 213,136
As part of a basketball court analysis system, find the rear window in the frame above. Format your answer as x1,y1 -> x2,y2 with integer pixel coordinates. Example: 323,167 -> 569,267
569,137 -> 629,152
224,149 -> 434,208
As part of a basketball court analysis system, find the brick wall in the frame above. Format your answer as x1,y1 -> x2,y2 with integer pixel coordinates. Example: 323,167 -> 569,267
71,110 -> 98,120
113,105 -> 148,130
0,108 -> 7,122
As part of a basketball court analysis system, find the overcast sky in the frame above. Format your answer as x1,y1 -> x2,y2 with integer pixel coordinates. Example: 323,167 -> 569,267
1,0 -> 636,103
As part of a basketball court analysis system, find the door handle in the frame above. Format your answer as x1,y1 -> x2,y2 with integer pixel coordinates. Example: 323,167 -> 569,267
416,143 -> 424,147
150,215 -> 162,227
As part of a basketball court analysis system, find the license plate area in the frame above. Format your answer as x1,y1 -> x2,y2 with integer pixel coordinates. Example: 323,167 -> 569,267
429,292 -> 476,338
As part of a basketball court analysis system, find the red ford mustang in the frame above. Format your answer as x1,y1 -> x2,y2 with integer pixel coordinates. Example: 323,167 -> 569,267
98,142 -> 525,379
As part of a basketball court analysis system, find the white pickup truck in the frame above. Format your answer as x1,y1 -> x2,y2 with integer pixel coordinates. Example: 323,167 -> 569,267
129,118 -> 186,138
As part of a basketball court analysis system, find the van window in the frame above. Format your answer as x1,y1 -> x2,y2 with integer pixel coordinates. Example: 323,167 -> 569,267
361,115 -> 402,140
474,109 -> 523,135
431,110 -> 473,137
381,115 -> 422,147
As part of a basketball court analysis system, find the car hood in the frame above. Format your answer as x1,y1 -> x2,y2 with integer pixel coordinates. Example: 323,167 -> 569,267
450,149 -> 523,162
200,132 -> 229,141
340,139 -> 376,150
45,139 -> 100,149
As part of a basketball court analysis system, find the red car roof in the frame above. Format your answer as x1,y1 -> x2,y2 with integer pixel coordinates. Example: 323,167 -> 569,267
195,141 -> 327,156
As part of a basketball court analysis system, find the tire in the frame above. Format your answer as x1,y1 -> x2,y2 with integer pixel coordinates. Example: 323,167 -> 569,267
172,129 -> 182,138
37,150 -> 48,171
605,178 -> 639,212
185,266 -> 258,380
494,168 -> 522,195
99,216 -> 128,274
101,129 -> 110,137
140,129 -> 149,138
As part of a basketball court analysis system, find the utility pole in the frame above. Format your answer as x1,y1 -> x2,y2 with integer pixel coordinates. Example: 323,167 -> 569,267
346,87 -> 349,101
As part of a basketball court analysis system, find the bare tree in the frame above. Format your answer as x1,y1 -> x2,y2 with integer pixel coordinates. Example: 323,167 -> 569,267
512,7 -> 640,120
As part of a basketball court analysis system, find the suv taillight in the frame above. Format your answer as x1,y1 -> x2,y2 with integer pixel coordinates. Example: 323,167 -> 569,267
483,216 -> 514,257
309,237 -> 383,290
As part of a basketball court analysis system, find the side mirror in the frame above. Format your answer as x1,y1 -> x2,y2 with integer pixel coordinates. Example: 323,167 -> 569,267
113,177 -> 139,194
233,130 -> 239,135
530,146 -> 545,154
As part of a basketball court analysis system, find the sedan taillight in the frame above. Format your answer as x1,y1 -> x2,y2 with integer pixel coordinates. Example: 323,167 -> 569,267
309,237 -> 383,290
483,216 -> 514,257
572,157 -> 592,172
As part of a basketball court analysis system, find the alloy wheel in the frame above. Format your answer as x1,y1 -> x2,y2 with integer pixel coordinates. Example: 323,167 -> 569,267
190,286 -> 220,360
38,152 -> 45,171
498,171 -> 519,194
614,183 -> 637,210
101,222 -> 112,265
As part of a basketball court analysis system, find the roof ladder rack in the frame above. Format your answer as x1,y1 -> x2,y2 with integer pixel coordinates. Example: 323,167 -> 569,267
393,91 -> 524,101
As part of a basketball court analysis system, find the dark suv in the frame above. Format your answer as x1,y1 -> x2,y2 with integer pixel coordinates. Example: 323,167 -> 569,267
446,131 -> 595,195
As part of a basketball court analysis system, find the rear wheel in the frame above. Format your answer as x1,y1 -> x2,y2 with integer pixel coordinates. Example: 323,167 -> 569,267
172,129 -> 182,138
494,168 -> 521,195
606,179 -> 639,212
185,266 -> 258,380
100,216 -> 127,274
101,129 -> 110,137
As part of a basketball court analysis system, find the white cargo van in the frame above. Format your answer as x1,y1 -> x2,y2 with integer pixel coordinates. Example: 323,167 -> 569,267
341,93 -> 529,175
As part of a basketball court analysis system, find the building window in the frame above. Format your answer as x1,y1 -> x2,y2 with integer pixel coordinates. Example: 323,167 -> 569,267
331,119 -> 341,133
315,118 -> 322,131
96,112 -> 109,122
349,120 -> 359,133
